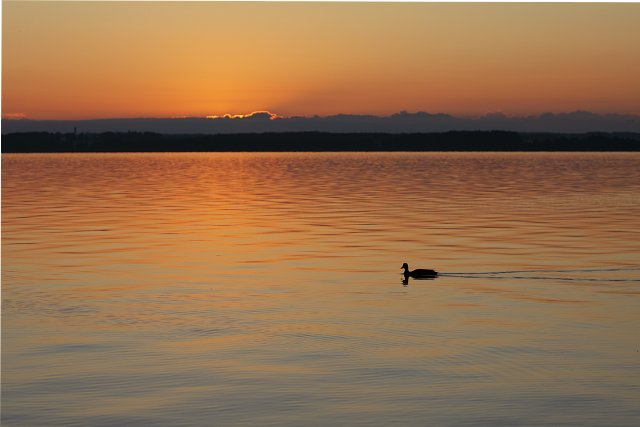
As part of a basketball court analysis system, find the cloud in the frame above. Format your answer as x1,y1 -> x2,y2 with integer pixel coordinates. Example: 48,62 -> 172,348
3,111 -> 640,134
206,111 -> 281,120
2,112 -> 28,120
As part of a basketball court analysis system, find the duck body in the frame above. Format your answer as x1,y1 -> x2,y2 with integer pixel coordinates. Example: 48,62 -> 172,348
401,262 -> 438,278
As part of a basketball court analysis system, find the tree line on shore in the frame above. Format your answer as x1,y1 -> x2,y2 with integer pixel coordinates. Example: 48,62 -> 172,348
3,131 -> 639,153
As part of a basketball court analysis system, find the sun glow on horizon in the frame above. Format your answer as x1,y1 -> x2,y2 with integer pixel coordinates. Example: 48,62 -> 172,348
206,111 -> 282,120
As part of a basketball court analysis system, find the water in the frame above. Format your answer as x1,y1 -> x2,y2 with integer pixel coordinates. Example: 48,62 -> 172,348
2,152 -> 640,426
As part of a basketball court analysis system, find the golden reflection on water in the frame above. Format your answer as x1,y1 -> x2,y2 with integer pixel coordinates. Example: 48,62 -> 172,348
3,152 -> 640,426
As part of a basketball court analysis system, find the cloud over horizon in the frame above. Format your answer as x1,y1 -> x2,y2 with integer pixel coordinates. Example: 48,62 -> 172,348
3,111 -> 640,135
205,111 -> 281,120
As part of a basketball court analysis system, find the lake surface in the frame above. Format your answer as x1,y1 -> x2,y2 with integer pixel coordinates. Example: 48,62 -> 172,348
3,152 -> 640,426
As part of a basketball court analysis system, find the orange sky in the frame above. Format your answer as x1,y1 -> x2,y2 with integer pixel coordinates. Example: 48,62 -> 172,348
3,2 -> 640,120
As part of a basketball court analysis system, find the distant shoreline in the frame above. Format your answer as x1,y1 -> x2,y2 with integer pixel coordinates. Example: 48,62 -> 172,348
3,131 -> 640,153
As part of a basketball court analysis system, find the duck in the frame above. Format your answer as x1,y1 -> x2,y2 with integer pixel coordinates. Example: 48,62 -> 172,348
401,263 -> 438,278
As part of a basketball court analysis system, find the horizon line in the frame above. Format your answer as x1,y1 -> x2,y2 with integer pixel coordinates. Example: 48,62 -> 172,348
4,110 -> 640,122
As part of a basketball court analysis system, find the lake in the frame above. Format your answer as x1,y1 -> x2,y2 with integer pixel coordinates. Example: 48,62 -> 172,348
2,152 -> 640,426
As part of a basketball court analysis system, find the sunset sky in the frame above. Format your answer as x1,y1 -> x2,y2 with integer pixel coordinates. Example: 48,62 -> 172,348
3,2 -> 640,120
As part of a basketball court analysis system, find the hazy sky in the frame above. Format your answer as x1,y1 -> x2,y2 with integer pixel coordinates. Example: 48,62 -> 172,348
3,2 -> 640,120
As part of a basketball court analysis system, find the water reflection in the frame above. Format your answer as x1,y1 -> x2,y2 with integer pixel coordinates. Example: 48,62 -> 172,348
3,152 -> 640,426
402,276 -> 438,286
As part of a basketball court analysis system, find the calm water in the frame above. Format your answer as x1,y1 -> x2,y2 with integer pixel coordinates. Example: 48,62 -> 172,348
3,152 -> 640,426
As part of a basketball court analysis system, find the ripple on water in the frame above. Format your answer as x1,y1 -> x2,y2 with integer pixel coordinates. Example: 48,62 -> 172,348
2,152 -> 640,426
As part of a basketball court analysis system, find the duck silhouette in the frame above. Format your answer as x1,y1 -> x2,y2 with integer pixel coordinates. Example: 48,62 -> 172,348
401,263 -> 438,278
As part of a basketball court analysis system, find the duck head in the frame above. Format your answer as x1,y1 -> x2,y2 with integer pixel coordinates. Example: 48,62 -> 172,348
401,263 -> 409,271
